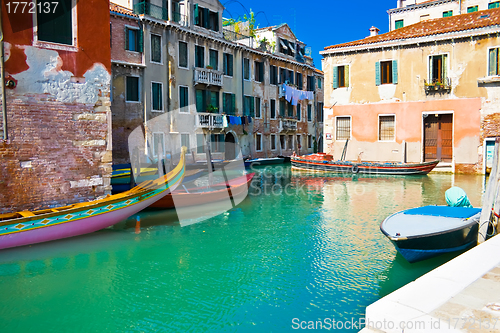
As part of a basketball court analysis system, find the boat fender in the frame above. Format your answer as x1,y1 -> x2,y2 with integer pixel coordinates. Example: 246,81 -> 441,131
352,165 -> 359,174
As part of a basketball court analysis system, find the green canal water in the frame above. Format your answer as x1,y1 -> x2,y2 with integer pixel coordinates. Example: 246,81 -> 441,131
0,165 -> 486,332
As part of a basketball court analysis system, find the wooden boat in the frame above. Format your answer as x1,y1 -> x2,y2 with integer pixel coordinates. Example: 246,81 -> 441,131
0,148 -> 187,250
244,157 -> 285,168
291,153 -> 439,175
380,205 -> 481,263
149,173 -> 255,209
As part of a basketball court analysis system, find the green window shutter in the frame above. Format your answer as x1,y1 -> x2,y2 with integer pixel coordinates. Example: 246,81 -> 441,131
259,63 -> 264,83
395,20 -> 404,29
203,8 -> 210,28
138,27 -> 143,52
297,104 -> 301,121
392,60 -> 398,84
490,49 -> 498,76
333,66 -> 339,89
229,55 -> 233,76
375,61 -> 381,86
210,91 -> 219,112
250,97 -> 255,117
443,10 -> 452,17
223,55 -> 227,74
125,27 -> 129,50
489,2 -> 500,9
215,12 -> 219,31
196,89 -> 204,112
194,4 -> 199,25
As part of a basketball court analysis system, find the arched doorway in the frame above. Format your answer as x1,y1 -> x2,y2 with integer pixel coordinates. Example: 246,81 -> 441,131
225,132 -> 236,160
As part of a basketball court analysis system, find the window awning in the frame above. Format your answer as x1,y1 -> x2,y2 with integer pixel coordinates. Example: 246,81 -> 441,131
279,39 -> 288,50
289,44 -> 296,54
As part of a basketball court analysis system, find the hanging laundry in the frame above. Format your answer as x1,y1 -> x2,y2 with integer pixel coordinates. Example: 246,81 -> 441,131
248,116 -> 252,123
223,116 -> 228,128
285,85 -> 293,103
242,116 -> 247,125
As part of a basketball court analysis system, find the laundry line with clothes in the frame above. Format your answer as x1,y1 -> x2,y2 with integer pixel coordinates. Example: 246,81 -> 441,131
221,115 -> 253,128
279,84 -> 314,106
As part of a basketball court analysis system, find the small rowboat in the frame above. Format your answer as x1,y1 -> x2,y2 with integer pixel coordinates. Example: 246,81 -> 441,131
0,148 -> 187,250
149,173 -> 255,209
291,153 -> 438,175
380,205 -> 481,263
244,157 -> 285,168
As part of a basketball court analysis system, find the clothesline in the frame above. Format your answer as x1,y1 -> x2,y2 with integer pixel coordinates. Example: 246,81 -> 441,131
280,84 -> 314,106
222,115 -> 252,127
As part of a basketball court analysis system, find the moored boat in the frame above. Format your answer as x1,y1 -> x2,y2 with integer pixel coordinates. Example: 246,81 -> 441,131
244,157 -> 285,168
380,205 -> 481,263
291,153 -> 438,175
149,173 -> 255,209
0,149 -> 187,250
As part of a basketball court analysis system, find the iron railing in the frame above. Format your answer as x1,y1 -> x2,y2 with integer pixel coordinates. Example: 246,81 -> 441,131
197,113 -> 224,129
424,77 -> 451,93
194,67 -> 223,86
134,2 -> 167,21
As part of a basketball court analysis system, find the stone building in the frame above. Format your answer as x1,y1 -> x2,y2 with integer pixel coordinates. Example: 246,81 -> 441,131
0,0 -> 112,213
110,0 -> 323,165
321,7 -> 500,174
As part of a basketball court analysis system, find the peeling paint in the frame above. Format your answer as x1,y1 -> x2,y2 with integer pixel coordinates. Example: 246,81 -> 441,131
70,176 -> 103,189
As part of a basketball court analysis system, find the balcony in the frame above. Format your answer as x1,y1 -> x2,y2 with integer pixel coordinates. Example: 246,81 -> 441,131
133,2 -> 188,26
197,113 -> 224,129
424,78 -> 451,94
279,118 -> 298,132
194,67 -> 223,87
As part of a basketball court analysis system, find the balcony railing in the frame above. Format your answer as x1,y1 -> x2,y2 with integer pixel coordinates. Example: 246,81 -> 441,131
197,113 -> 224,129
194,67 -> 223,87
424,77 -> 451,93
223,28 -> 254,48
172,11 -> 188,27
279,118 -> 298,132
134,2 -> 167,20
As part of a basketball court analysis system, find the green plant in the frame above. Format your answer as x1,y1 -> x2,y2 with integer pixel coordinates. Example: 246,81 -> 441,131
206,104 -> 218,113
206,65 -> 213,69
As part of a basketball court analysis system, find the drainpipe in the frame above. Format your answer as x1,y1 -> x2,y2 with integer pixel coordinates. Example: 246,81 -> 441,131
459,0 -> 462,15
0,4 -> 7,140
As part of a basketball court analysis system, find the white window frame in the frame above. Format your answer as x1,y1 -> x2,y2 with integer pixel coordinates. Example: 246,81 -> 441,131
151,81 -> 164,112
335,63 -> 350,89
195,45 -> 205,69
270,99 -> 277,120
379,58 -> 395,85
270,134 -> 277,151
125,75 -> 141,103
152,132 -> 165,158
178,40 -> 189,69
124,25 -> 141,54
378,114 -> 396,142
335,115 -> 352,141
487,46 -> 500,77
32,0 -> 78,52
150,33 -> 163,64
280,134 -> 286,150
427,53 -> 450,83
178,85 -> 189,113
243,57 -> 251,81
255,133 -> 263,152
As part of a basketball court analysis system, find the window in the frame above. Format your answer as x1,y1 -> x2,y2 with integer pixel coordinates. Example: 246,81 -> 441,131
333,65 -> 349,88
297,135 -> 302,150
194,5 -> 219,32
443,10 -> 453,17
288,70 -> 294,84
255,61 -> 264,82
243,58 -> 250,80
270,99 -> 276,119
287,102 -> 293,117
210,134 -> 225,152
317,102 -> 324,122
196,90 -> 219,113
126,76 -> 139,102
179,86 -> 189,112
255,97 -> 261,118
287,135 -> 293,150
151,34 -> 162,63
296,72 -> 303,90
152,132 -> 165,157
489,48 -> 500,76
336,116 -> 351,140
279,67 -> 286,84
297,104 -> 301,121
308,135 -> 312,149
379,115 -> 395,141
195,45 -> 204,68
489,2 -> 500,9
271,134 -> 277,150
209,49 -> 218,70
395,19 -> 404,29
467,6 -> 478,13
318,77 -> 322,89
270,65 -> 278,85
280,135 -> 286,150
208,11 -> 219,32
181,134 -> 190,152
223,53 -> 233,76
429,54 -> 448,84
37,0 -> 73,45
125,27 -> 141,52
179,41 -> 188,68
152,82 -> 163,112
307,75 -> 315,91
376,60 -> 398,85
197,134 -> 205,153
307,104 -> 312,122
244,96 -> 255,117
256,134 -> 262,152
223,93 -> 236,115
279,99 -> 286,117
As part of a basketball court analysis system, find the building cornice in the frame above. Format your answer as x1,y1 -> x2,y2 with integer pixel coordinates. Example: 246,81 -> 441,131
111,60 -> 146,68
387,0 -> 456,15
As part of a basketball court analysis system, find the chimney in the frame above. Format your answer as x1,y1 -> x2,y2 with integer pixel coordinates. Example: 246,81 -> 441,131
369,26 -> 380,37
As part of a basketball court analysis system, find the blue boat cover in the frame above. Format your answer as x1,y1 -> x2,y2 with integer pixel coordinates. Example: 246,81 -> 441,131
403,205 -> 481,218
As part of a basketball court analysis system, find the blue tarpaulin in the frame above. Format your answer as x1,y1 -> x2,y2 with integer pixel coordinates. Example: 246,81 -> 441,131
403,205 -> 481,219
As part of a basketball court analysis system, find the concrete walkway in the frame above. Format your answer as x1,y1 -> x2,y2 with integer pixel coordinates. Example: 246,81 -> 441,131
360,234 -> 500,332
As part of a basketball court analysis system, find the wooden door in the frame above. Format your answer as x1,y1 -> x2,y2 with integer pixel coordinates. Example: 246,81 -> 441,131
424,114 -> 453,162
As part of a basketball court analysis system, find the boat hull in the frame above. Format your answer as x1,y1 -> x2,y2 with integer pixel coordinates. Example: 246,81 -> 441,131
291,158 -> 439,175
245,157 -> 285,167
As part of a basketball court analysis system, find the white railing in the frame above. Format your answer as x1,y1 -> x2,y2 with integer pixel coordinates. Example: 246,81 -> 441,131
197,113 -> 224,129
280,118 -> 298,132
194,68 -> 223,86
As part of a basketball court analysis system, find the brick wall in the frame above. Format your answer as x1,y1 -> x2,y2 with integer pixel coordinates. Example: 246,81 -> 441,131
111,15 -> 143,65
0,94 -> 111,214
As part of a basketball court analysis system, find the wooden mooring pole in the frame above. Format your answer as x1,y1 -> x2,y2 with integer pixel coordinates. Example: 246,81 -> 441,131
478,137 -> 500,244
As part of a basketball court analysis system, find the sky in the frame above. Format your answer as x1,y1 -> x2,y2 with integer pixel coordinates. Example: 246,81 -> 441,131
221,0 -> 397,69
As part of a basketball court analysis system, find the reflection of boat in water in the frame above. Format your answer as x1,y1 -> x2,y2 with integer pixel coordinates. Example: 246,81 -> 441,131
0,149 -> 186,250
149,173 -> 255,209
291,153 -> 439,175
380,205 -> 481,263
